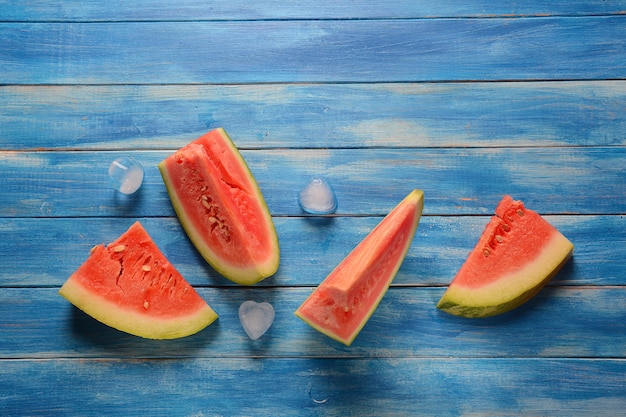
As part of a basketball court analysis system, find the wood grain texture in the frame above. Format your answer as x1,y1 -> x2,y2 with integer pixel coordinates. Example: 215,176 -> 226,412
0,2 -> 624,416
2,81 -> 625,150
1,287 -> 625,359
2,0 -> 626,21
0,215 -> 623,288
1,358 -> 624,416
1,17 -> 625,84
1,148 -> 624,218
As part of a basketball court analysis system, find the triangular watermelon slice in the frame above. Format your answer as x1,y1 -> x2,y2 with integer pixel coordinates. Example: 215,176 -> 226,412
158,128 -> 279,285
59,222 -> 218,339
437,195 -> 574,318
295,190 -> 424,346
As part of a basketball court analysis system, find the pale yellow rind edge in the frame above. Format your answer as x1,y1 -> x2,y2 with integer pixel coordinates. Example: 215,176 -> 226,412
440,232 -> 573,308
59,278 -> 218,340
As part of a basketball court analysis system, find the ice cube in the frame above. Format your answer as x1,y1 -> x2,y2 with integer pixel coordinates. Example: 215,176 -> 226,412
298,177 -> 337,214
239,300 -> 275,340
109,156 -> 144,195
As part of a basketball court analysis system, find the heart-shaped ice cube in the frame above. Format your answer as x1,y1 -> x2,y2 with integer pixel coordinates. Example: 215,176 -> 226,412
238,300 -> 275,340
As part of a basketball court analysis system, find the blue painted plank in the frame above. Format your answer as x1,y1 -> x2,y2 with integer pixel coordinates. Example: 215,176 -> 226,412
0,148 -> 623,217
1,17 -> 625,84
0,357 -> 624,416
0,215 -> 622,288
2,81 -> 625,150
3,1 -> 626,21
1,287 -> 624,358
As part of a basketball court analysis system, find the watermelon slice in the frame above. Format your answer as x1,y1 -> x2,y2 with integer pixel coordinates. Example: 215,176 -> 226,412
59,222 -> 218,339
437,195 -> 574,318
295,189 -> 424,346
158,128 -> 279,285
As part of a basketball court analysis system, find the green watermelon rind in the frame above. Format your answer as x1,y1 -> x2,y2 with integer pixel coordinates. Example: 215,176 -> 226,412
436,243 -> 572,318
158,128 -> 280,285
295,189 -> 424,346
60,272 -> 218,339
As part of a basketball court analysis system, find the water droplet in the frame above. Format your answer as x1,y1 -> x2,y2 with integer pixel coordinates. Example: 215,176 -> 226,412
298,177 -> 337,215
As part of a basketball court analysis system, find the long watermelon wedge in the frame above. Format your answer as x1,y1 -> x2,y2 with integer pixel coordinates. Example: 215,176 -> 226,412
158,128 -> 279,285
59,222 -> 218,339
295,189 -> 424,346
437,195 -> 574,318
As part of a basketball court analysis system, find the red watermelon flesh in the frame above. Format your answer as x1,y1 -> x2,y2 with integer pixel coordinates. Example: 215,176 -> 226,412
437,195 -> 574,318
158,128 -> 279,285
59,222 -> 218,339
295,190 -> 424,346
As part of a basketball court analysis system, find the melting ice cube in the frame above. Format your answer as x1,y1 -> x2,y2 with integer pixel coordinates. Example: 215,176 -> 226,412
298,177 -> 337,214
109,157 -> 144,195
239,300 -> 275,340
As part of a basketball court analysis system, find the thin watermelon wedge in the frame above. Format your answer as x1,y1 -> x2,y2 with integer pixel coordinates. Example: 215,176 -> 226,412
295,189 -> 424,346
437,195 -> 574,318
59,222 -> 218,339
158,128 -> 279,285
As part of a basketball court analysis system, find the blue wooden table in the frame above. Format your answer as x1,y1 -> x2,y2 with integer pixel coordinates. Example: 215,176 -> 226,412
1,2 -> 625,416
